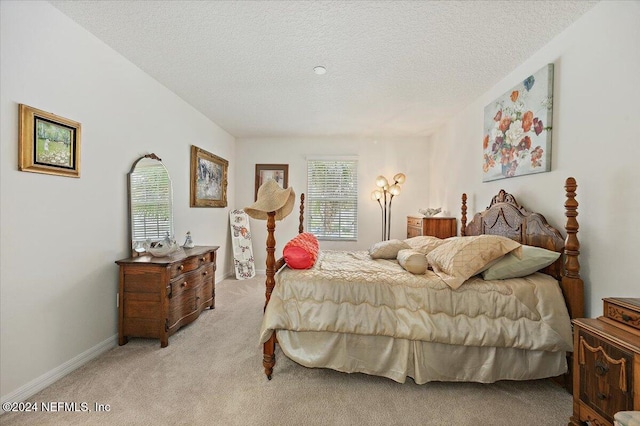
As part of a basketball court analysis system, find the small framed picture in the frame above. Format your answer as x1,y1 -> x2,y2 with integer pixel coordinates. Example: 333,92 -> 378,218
18,104 -> 81,178
190,145 -> 228,207
255,164 -> 288,200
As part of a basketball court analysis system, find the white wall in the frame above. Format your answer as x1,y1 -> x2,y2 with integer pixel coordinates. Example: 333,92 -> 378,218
235,137 -> 431,269
0,1 -> 235,400
427,0 -> 640,317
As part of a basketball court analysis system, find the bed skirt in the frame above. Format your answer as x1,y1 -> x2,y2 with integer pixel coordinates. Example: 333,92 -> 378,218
276,330 -> 567,384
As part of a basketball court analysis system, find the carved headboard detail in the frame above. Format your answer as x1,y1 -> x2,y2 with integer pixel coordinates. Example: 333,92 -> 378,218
462,190 -> 565,280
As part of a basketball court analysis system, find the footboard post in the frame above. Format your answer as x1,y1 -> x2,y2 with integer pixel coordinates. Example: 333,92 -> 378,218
265,211 -> 276,311
263,334 -> 276,380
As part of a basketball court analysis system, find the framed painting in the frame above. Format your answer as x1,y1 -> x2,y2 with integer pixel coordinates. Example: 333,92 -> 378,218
255,164 -> 288,200
190,145 -> 228,207
482,64 -> 554,182
18,104 -> 81,178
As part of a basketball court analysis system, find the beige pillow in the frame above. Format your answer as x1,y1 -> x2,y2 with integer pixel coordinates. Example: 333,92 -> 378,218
403,236 -> 448,255
397,249 -> 428,274
427,235 -> 522,289
369,239 -> 411,259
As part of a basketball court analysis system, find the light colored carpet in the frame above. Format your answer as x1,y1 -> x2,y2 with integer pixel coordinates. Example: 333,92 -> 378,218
2,275 -> 572,425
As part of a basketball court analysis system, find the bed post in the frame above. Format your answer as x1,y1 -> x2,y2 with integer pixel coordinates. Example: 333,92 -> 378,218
263,193 -> 305,380
298,193 -> 305,234
460,193 -> 467,236
264,211 -> 277,310
263,210 -> 277,379
561,177 -> 584,320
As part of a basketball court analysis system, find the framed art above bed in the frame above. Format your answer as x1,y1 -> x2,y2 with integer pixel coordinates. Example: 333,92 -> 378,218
482,64 -> 554,182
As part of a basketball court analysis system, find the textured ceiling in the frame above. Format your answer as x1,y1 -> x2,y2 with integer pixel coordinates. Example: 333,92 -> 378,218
49,1 -> 596,138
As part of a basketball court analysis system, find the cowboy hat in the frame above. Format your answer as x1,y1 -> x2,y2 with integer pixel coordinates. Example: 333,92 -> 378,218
245,179 -> 295,221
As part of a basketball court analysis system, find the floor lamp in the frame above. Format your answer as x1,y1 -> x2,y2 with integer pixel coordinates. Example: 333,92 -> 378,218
371,173 -> 406,241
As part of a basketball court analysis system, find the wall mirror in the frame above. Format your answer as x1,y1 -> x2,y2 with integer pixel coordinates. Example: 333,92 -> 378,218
128,153 -> 174,256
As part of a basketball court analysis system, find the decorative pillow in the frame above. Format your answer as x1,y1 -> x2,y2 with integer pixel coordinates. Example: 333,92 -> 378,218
482,245 -> 561,280
369,239 -> 411,259
426,235 -> 522,289
403,236 -> 448,255
397,249 -> 428,275
283,232 -> 319,269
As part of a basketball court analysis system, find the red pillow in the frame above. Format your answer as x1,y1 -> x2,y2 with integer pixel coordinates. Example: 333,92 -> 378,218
283,233 -> 319,269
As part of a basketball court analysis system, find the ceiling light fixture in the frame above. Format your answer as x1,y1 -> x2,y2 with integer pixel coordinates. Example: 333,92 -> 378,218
313,66 -> 327,75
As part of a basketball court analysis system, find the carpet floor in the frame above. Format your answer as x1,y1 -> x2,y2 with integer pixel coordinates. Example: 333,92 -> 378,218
1,275 -> 572,425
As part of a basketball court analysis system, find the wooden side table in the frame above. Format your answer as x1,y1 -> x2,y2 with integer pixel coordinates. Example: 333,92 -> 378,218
406,216 -> 456,239
570,298 -> 640,426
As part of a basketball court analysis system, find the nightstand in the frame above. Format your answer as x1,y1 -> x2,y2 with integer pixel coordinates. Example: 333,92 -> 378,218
570,298 -> 640,426
406,216 -> 456,239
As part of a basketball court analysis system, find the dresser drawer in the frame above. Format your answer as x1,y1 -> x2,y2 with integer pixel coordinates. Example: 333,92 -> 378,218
603,298 -> 640,332
170,266 -> 209,298
170,252 -> 212,278
577,330 -> 634,423
407,217 -> 423,227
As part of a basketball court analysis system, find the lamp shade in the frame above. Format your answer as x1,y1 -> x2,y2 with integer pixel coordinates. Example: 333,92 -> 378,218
389,184 -> 401,196
393,173 -> 406,184
371,190 -> 382,201
245,179 -> 295,221
375,176 -> 388,188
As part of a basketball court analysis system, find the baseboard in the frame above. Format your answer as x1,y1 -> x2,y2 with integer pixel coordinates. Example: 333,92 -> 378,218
219,270 -> 235,281
1,334 -> 117,406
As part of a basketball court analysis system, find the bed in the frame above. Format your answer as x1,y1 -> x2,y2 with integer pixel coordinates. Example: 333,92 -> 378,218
259,177 -> 584,386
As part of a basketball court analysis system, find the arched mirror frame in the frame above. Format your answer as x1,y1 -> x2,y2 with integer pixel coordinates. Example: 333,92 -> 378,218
127,153 -> 174,257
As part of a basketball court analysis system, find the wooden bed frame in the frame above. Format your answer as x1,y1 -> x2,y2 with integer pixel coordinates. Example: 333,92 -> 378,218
261,177 -> 584,383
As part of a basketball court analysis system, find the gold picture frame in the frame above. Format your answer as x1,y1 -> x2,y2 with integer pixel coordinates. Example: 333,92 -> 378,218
255,164 -> 288,201
19,104 -> 81,178
190,145 -> 228,207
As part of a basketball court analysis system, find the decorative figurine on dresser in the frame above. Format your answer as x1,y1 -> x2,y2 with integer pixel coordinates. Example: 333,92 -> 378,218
570,298 -> 640,426
116,153 -> 218,347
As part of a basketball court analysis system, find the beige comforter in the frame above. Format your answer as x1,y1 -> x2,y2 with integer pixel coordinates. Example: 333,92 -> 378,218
259,250 -> 573,352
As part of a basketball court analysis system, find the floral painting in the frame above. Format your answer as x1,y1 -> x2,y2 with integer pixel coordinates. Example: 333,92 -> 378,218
482,64 -> 553,182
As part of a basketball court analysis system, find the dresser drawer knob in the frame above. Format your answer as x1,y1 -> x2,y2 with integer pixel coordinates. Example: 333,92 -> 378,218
621,313 -> 632,322
595,361 -> 609,376
200,257 -> 206,262
203,271 -> 208,276
178,265 -> 184,271
181,281 -> 188,288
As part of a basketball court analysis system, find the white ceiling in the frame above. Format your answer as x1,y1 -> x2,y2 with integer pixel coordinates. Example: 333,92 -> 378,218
49,1 -> 597,139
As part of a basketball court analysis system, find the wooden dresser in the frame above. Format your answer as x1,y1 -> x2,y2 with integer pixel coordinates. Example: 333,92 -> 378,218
570,298 -> 640,426
406,216 -> 457,239
116,246 -> 218,347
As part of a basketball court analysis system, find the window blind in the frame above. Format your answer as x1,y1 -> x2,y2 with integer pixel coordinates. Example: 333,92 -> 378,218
306,159 -> 358,241
130,163 -> 173,242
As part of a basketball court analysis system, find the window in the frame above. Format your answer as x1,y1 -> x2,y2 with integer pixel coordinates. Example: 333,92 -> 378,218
306,158 -> 358,240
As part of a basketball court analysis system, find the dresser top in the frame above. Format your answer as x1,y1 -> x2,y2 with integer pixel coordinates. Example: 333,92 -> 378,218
408,215 -> 456,219
604,298 -> 640,310
116,245 -> 219,265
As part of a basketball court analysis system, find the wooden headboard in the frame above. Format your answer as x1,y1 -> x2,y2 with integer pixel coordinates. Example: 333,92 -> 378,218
460,177 -> 584,320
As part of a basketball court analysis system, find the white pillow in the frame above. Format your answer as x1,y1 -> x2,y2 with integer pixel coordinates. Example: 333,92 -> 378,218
397,249 -> 428,274
369,239 -> 411,259
403,236 -> 448,255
